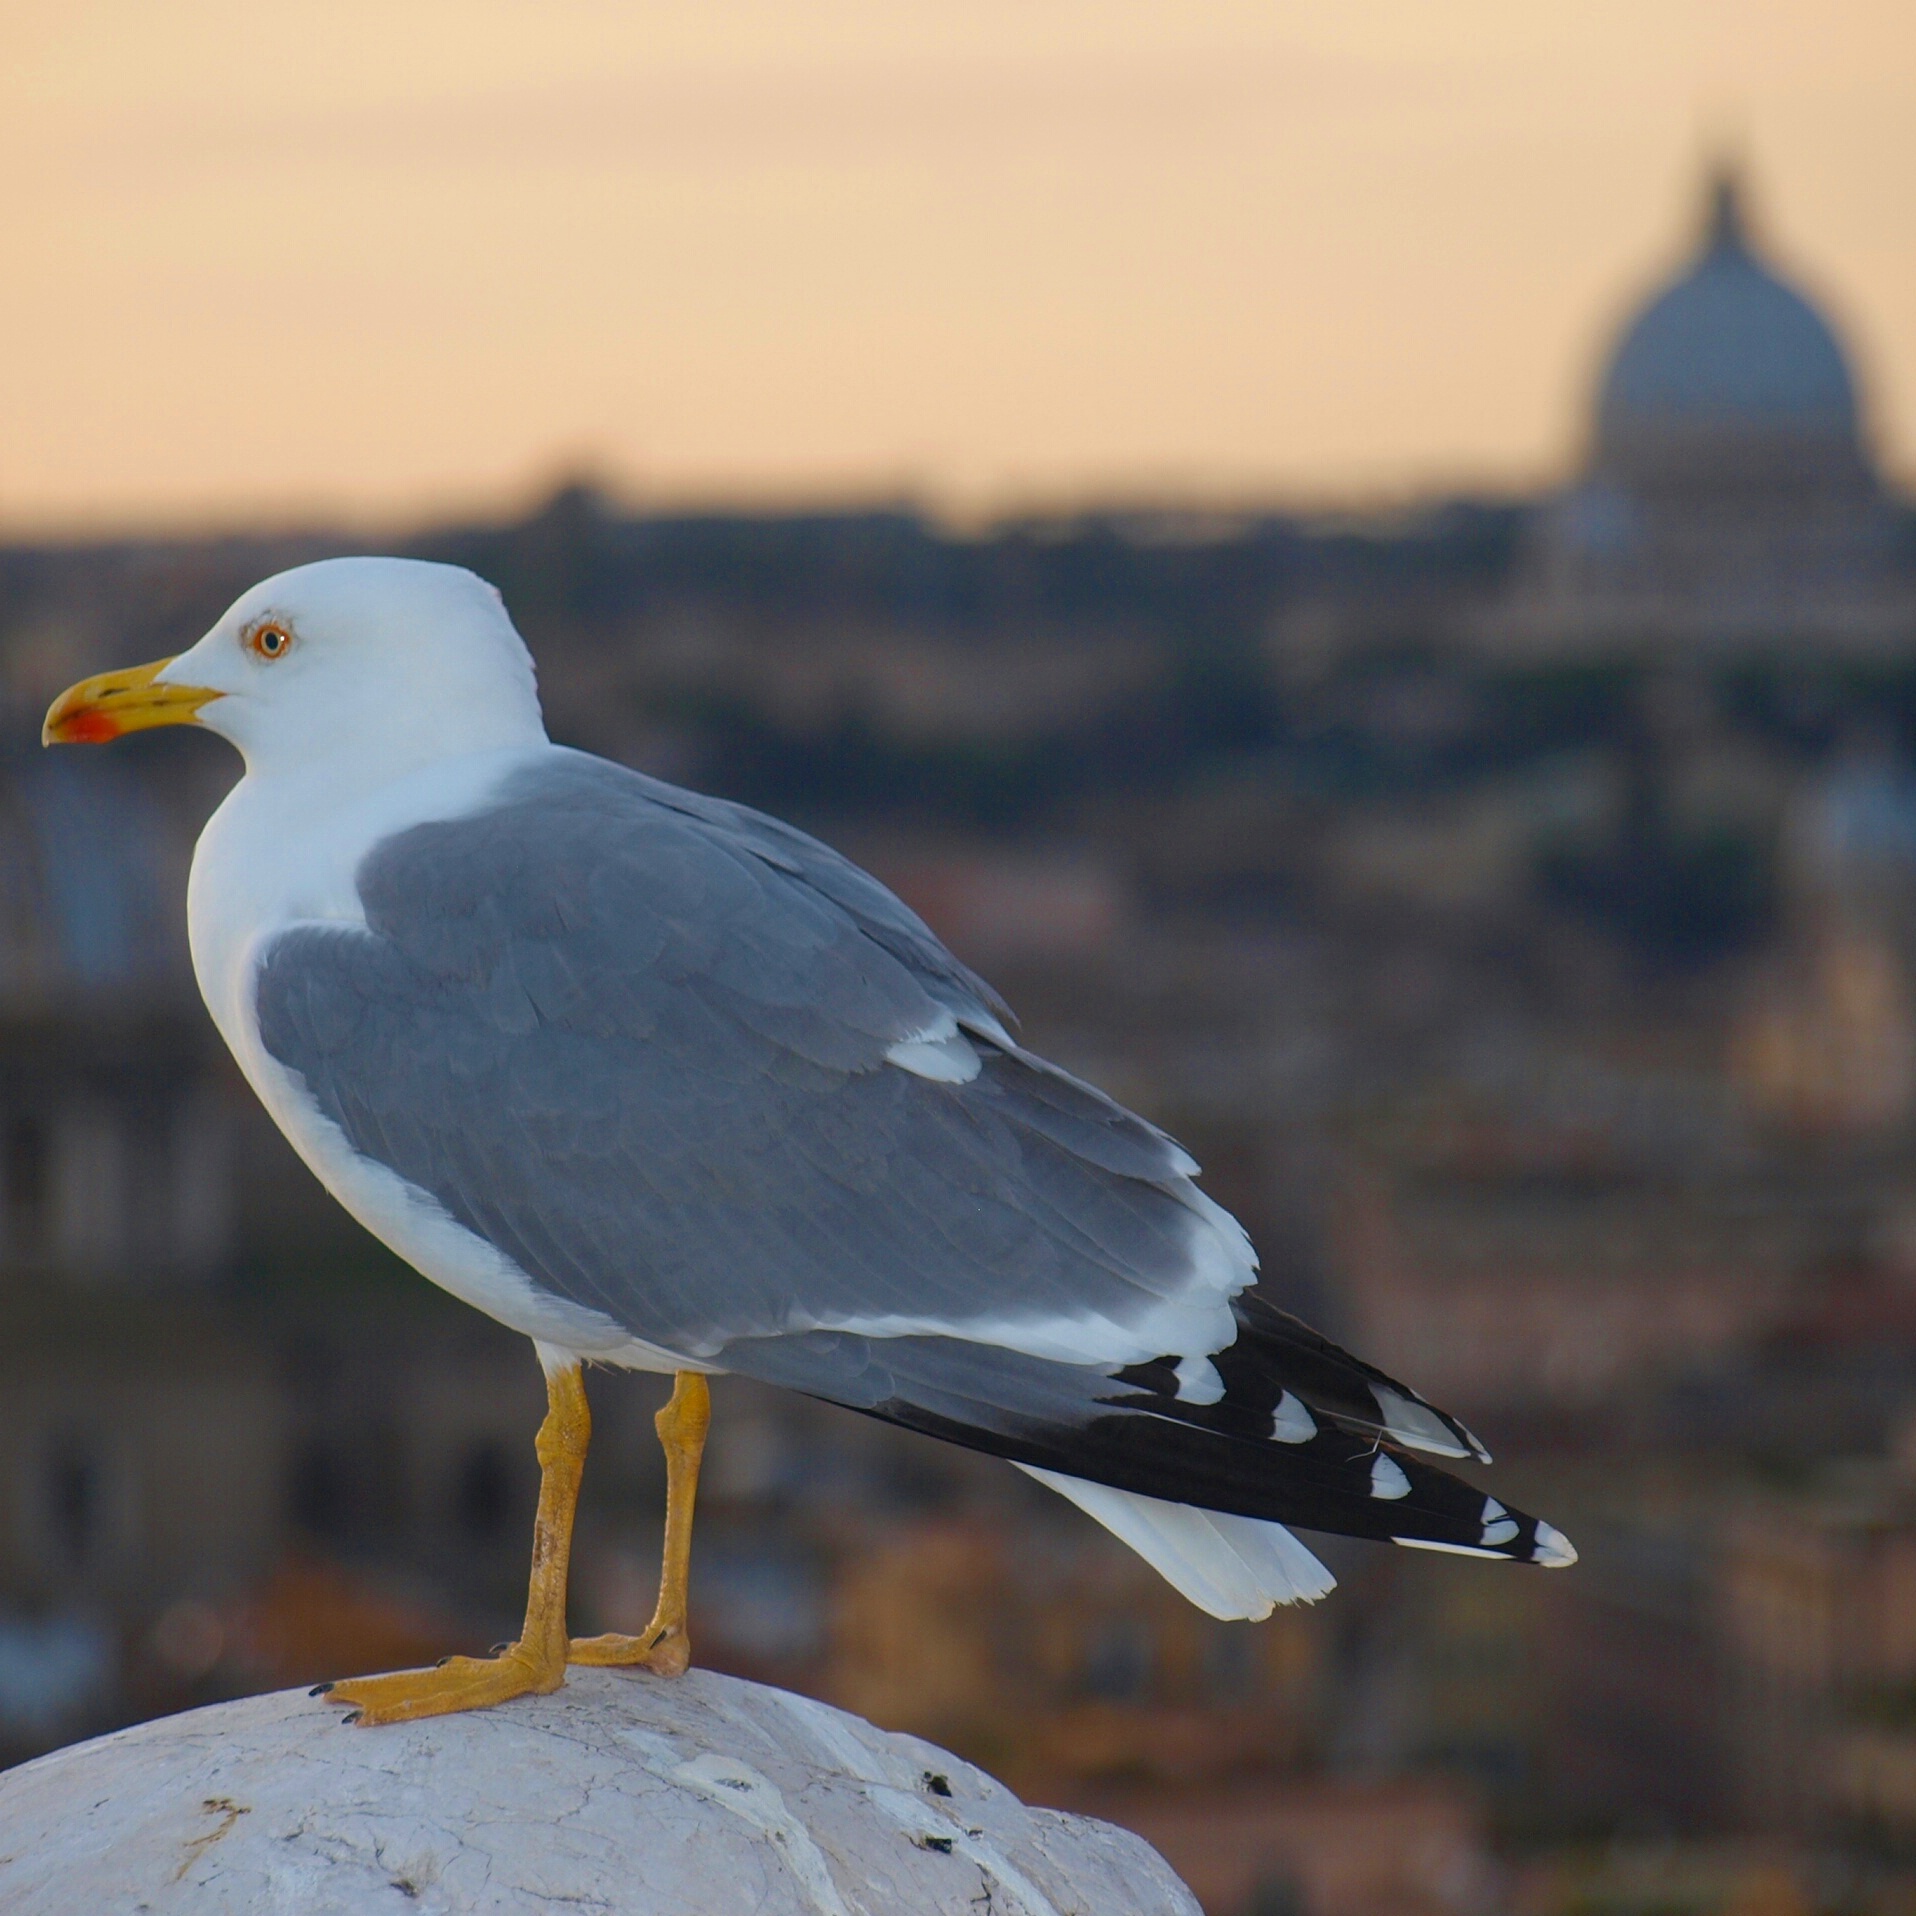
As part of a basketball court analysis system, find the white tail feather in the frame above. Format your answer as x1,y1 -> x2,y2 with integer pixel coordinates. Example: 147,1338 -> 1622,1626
1017,1465 -> 1336,1619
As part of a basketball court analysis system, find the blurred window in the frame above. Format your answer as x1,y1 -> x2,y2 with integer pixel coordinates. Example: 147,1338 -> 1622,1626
1082,1615 -> 1153,1700
288,1444 -> 349,1540
48,1444 -> 97,1565
30,1432 -> 125,1573
454,1439 -> 512,1541
0,1612 -> 116,1737
1248,1874 -> 1305,1916
5,1116 -> 49,1252
1204,1623 -> 1257,1700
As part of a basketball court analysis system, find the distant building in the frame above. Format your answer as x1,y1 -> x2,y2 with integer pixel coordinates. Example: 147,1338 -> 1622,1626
1331,1166 -> 1810,1417
1070,1776 -> 1497,1916
1483,164 -> 1916,659
1731,747 -> 1916,1137
0,729 -> 237,1291
816,1509 -> 1325,1794
1718,1467 -> 1916,1837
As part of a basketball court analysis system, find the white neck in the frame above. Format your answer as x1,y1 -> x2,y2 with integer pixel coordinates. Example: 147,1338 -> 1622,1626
220,682 -> 548,810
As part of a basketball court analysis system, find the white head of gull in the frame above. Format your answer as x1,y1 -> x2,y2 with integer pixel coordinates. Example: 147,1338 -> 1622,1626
165,556 -> 545,786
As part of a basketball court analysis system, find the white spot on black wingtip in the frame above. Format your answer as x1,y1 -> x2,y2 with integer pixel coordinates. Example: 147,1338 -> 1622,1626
1531,1521 -> 1578,1567
1270,1390 -> 1316,1444
1480,1493 -> 1519,1549
1174,1353 -> 1225,1405
1370,1455 -> 1411,1501
1369,1384 -> 1469,1459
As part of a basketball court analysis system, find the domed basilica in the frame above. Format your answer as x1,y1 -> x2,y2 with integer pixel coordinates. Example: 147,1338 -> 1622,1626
1488,164 -> 1916,656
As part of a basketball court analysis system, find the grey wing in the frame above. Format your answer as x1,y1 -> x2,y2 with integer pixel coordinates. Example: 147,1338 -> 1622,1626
613,763 -> 1017,1039
254,753 -> 1245,1368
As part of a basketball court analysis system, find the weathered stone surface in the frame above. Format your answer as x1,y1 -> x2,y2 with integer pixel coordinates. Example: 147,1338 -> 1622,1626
0,1667 -> 1200,1915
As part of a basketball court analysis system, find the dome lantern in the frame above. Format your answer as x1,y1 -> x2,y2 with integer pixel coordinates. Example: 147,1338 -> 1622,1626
1703,163 -> 1748,253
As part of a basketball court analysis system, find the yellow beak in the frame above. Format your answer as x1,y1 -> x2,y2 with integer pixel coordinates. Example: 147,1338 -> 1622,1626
42,658 -> 222,746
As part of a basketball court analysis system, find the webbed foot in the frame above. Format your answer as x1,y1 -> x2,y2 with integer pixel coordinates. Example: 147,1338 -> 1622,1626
326,1642 -> 565,1725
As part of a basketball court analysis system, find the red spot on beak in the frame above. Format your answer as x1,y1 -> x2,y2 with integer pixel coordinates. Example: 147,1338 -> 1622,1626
58,710 -> 120,745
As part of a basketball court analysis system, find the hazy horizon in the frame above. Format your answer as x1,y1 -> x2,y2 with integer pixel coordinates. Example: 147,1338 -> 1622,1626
5,0 -> 1913,534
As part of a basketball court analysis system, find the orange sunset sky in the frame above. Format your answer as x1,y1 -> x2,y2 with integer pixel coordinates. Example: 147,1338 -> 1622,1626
3,0 -> 1912,531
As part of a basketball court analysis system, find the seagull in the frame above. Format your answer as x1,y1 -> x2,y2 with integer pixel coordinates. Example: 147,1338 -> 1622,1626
44,557 -> 1573,1726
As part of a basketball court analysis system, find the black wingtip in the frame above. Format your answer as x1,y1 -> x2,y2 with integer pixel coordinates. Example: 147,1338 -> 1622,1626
1392,1511 -> 1578,1567
1529,1520 -> 1578,1567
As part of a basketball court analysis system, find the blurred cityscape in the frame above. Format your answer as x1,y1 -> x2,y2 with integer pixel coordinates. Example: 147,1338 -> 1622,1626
6,161 -> 1916,1915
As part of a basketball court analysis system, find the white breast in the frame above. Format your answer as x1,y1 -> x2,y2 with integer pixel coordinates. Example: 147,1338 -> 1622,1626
186,743 -> 692,1371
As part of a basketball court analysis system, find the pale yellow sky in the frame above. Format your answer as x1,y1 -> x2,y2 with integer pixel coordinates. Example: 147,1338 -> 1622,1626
2,1 -> 1912,530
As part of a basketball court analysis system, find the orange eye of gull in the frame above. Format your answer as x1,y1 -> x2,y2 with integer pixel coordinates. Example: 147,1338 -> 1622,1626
247,622 -> 292,660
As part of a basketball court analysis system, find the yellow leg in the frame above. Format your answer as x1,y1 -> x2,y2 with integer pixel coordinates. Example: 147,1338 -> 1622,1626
569,1370 -> 710,1678
326,1363 -> 590,1726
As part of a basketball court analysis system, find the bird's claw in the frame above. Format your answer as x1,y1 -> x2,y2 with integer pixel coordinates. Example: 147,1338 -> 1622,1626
567,1621 -> 690,1677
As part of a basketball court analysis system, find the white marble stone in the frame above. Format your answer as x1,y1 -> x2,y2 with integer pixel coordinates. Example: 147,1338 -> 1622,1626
0,1668 -> 1199,1916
